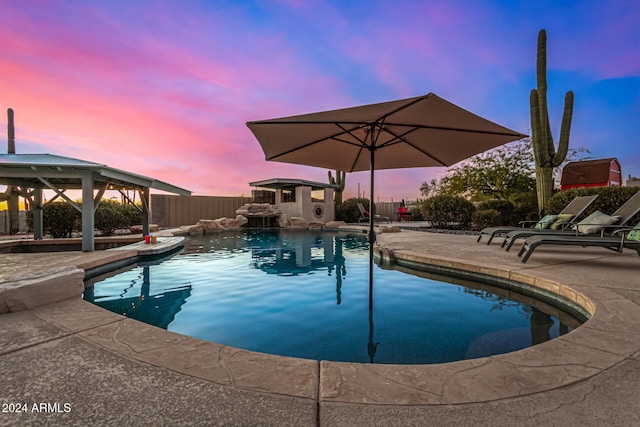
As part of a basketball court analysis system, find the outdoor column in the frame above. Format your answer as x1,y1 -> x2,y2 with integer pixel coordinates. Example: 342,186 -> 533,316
32,188 -> 44,240
81,173 -> 95,252
141,187 -> 150,236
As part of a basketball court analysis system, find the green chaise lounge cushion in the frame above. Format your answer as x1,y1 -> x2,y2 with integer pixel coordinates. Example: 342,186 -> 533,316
535,214 -> 558,230
627,222 -> 640,242
549,213 -> 575,230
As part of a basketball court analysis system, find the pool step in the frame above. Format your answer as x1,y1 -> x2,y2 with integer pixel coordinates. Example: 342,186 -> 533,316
109,236 -> 185,256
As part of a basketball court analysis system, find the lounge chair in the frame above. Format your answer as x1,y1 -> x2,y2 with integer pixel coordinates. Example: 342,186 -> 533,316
357,202 -> 390,223
477,194 -> 598,245
503,190 -> 640,251
518,223 -> 640,263
397,206 -> 411,222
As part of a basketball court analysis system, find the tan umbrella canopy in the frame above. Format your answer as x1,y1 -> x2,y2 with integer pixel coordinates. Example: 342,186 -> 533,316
247,92 -> 526,233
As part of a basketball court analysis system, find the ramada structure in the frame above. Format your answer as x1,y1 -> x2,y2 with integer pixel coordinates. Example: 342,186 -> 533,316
0,154 -> 191,251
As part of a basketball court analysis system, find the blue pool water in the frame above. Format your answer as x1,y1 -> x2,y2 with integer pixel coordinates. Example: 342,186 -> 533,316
84,230 -> 580,364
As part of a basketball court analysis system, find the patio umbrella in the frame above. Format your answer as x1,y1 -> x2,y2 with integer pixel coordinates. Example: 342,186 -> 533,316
247,92 -> 526,360
247,92 -> 525,243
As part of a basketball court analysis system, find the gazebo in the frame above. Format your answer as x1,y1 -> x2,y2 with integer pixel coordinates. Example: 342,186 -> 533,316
0,154 -> 191,251
249,178 -> 337,224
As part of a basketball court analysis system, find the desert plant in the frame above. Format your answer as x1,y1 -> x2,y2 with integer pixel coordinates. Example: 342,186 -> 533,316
472,208 -> 502,229
5,108 -> 19,234
511,191 -> 540,222
475,199 -> 515,225
530,29 -> 574,214
94,199 -> 143,235
41,201 -> 81,238
328,170 -> 346,205
119,202 -> 143,228
420,195 -> 475,229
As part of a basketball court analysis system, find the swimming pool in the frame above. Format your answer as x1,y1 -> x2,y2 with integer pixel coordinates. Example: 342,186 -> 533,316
84,230 -> 582,364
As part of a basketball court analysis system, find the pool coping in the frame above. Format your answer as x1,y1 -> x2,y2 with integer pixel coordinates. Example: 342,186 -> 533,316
2,230 -> 640,407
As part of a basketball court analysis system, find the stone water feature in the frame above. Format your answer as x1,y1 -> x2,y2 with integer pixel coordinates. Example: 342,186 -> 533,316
172,203 -> 347,236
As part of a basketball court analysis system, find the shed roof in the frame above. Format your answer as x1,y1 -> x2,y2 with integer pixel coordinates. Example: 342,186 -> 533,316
0,154 -> 191,196
560,158 -> 620,187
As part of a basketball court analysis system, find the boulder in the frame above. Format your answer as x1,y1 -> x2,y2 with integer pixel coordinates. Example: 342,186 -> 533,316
308,222 -> 324,231
130,224 -> 159,234
325,221 -> 347,229
187,225 -> 205,236
215,217 -> 243,230
278,213 -> 289,228
198,219 -> 222,233
236,214 -> 248,227
377,225 -> 401,233
288,217 -> 308,229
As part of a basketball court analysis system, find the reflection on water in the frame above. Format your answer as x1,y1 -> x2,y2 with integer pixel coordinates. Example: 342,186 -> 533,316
84,265 -> 191,329
84,230 -> 582,364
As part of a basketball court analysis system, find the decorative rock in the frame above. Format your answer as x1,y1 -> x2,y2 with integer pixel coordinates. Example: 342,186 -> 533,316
325,221 -> 347,229
278,213 -> 289,228
308,222 -> 324,231
0,266 -> 85,313
130,224 -> 160,234
235,215 -> 248,227
197,219 -> 222,232
215,217 -> 243,230
378,225 -> 401,233
288,217 -> 308,229
187,225 -> 205,236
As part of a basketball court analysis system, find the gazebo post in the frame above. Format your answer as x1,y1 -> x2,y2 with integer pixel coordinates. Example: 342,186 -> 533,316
81,173 -> 95,252
140,187 -> 150,236
32,187 -> 43,240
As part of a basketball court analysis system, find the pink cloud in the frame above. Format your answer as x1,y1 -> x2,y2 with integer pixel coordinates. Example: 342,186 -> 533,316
0,0 -> 637,200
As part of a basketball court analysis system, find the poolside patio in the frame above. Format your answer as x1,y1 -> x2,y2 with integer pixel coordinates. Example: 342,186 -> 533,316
1,229 -> 639,426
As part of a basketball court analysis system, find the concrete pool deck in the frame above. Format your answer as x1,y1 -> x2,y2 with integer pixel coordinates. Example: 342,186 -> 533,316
1,230 -> 639,426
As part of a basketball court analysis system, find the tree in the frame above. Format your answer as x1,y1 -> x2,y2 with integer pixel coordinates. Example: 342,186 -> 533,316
419,179 -> 439,197
424,138 -> 590,203
437,140 -> 536,201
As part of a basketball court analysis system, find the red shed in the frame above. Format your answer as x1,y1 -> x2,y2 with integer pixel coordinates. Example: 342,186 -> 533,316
560,158 -> 622,190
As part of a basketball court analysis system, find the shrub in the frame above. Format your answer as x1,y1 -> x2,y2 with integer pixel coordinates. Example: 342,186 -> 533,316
26,199 -> 144,237
475,199 -> 515,225
95,199 -> 126,236
511,191 -> 539,223
420,195 -> 475,229
545,187 -> 640,223
120,202 -> 143,228
43,201 -> 81,238
472,208 -> 502,229
336,197 -> 371,223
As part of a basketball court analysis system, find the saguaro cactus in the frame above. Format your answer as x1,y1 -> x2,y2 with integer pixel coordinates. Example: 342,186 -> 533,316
530,29 -> 574,215
6,108 -> 19,234
7,108 -> 15,153
328,170 -> 346,205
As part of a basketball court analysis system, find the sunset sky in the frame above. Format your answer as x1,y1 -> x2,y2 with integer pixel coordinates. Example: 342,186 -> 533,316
1,0 -> 638,201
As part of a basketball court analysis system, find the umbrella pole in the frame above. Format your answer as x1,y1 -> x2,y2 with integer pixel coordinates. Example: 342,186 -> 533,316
368,130 -> 375,312
367,130 -> 379,362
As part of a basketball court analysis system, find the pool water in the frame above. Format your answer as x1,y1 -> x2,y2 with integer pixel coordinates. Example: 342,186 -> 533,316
84,230 -> 580,364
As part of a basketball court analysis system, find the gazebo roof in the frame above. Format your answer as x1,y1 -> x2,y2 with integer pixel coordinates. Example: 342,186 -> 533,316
249,178 -> 338,190
0,153 -> 191,195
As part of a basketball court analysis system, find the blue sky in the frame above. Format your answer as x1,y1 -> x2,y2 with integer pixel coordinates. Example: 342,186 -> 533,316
0,0 -> 638,200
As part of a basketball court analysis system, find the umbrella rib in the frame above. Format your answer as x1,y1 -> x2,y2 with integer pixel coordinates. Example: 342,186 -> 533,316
265,123 -> 368,163
377,126 -> 449,165
379,122 -> 524,137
